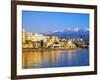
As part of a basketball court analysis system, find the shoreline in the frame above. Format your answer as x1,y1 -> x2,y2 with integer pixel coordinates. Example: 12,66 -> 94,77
22,47 -> 87,52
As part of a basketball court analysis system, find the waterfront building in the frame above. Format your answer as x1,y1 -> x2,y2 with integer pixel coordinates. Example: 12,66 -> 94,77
47,36 -> 59,47
59,41 -> 67,48
66,40 -> 76,49
23,32 -> 26,44
31,33 -> 50,48
51,36 -> 59,42
22,29 -> 27,44
50,42 -> 60,48
31,33 -> 49,42
26,32 -> 33,41
22,44 -> 33,48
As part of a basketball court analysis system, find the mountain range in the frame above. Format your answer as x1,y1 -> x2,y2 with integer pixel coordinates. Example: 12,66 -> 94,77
43,28 -> 89,41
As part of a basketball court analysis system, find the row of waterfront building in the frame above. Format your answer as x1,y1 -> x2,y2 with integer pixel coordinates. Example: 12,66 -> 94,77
22,29 -> 88,49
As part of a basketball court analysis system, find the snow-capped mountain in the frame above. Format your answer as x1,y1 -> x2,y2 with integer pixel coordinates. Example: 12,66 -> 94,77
64,28 -> 89,32
44,28 -> 89,41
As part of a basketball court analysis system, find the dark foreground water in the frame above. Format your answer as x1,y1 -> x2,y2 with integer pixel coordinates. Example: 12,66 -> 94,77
22,49 -> 89,69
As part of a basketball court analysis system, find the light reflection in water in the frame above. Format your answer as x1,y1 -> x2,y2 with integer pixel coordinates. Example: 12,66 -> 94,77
22,49 -> 89,69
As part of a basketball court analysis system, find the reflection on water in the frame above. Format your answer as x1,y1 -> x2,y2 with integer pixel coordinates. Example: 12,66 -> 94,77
22,49 -> 89,69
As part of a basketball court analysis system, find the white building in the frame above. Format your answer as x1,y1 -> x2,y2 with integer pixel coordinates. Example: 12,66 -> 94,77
31,33 -> 49,42
66,40 -> 76,48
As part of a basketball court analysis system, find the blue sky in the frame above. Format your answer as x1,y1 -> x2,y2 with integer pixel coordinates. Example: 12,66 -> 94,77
22,11 -> 89,33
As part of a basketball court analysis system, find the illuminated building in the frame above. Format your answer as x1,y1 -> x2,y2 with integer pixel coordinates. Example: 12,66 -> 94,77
66,40 -> 76,49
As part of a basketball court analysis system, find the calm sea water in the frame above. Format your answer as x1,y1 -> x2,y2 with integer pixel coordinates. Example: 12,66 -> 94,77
22,49 -> 89,69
